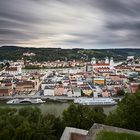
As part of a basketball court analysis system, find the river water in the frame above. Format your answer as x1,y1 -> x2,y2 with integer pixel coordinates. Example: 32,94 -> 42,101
0,101 -> 117,117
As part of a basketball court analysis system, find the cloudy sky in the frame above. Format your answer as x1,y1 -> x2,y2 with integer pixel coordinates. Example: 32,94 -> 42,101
0,0 -> 140,49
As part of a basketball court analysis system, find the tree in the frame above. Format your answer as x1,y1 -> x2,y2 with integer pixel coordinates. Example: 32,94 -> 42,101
5,62 -> 10,67
0,107 -> 61,140
106,92 -> 140,131
19,107 -> 41,123
117,89 -> 125,96
12,121 -> 32,140
0,129 -> 11,140
32,115 -> 55,140
39,114 -> 65,140
62,104 -> 106,130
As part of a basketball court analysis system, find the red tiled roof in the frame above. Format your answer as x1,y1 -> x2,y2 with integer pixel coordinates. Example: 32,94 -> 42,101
0,88 -> 11,94
96,68 -> 110,70
114,66 -> 131,69
5,67 -> 17,71
93,63 -> 110,66
16,81 -> 34,86
119,75 -> 127,78
5,83 -> 12,86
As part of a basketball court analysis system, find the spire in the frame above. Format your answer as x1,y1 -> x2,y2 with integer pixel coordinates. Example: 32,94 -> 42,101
105,57 -> 109,64
110,57 -> 114,69
91,57 -> 96,64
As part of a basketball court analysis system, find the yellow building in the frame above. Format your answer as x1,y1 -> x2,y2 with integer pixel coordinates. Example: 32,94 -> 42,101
93,77 -> 105,85
82,89 -> 92,96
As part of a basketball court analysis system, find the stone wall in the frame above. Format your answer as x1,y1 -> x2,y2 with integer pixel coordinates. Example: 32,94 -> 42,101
87,123 -> 140,140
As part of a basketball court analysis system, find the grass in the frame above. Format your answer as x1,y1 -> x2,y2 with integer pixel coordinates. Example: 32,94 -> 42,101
95,131 -> 140,140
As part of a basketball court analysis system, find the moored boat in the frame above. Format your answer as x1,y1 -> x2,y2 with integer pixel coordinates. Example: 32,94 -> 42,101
74,97 -> 117,106
6,98 -> 46,104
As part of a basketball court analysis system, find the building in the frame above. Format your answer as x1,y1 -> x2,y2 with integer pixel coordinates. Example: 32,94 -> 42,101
67,87 -> 81,97
4,66 -> 22,76
0,86 -> 12,96
85,57 -> 114,72
54,82 -> 64,96
44,86 -> 55,96
16,81 -> 35,92
130,83 -> 139,93
92,57 -> 114,70
127,56 -> 134,61
115,66 -> 131,75
41,80 -> 55,90
82,87 -> 93,96
134,66 -> 140,72
93,77 -> 105,85
23,52 -> 36,56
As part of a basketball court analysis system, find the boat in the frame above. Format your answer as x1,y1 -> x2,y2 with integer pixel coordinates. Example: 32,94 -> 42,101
6,98 -> 46,105
74,97 -> 117,106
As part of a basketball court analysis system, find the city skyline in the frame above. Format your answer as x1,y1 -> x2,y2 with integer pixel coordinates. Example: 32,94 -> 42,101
0,0 -> 140,49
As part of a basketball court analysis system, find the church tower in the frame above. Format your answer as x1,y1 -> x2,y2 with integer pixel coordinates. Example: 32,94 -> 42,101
105,57 -> 109,64
34,73 -> 40,91
110,57 -> 114,69
91,57 -> 96,65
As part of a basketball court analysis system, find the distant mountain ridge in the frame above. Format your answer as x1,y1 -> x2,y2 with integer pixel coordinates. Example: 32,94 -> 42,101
0,45 -> 140,62
1,45 -> 140,50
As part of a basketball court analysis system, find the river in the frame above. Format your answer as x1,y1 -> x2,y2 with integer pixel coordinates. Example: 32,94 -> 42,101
0,101 -> 117,117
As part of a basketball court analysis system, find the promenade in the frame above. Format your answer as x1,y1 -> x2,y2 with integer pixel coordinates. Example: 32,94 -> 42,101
0,95 -> 122,102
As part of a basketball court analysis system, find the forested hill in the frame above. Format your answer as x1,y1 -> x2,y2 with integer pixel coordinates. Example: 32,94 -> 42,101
0,46 -> 140,62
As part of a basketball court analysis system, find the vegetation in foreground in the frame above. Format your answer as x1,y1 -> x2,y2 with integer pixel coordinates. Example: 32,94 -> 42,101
0,107 -> 64,140
63,104 -> 106,130
95,131 -> 140,140
0,105 -> 106,140
0,87 -> 140,140
106,89 -> 140,131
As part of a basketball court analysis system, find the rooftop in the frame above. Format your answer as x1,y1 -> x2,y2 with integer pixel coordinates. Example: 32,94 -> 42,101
5,67 -> 17,71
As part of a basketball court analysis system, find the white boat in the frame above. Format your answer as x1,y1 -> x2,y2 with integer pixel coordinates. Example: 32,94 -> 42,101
74,97 -> 117,106
6,98 -> 46,105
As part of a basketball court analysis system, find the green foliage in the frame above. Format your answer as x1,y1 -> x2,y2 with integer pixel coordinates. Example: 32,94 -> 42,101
40,114 -> 65,140
1,92 -> 140,140
62,103 -> 106,130
1,46 -> 140,62
33,116 -> 55,140
0,107 -> 63,140
12,121 -> 32,140
106,92 -> 140,131
95,131 -> 140,140
117,89 -> 125,96
19,107 -> 41,123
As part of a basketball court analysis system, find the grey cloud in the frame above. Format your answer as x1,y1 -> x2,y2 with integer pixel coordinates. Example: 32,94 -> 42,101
106,21 -> 140,30
91,0 -> 137,16
0,0 -> 140,48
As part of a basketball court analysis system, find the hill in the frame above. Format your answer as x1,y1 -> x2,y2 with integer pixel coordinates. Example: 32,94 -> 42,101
0,46 -> 140,62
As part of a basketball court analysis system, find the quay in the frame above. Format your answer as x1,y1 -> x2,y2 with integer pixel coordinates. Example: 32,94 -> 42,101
0,95 -> 122,102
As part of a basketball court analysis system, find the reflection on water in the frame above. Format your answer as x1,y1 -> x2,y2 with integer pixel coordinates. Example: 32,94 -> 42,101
0,101 -> 117,117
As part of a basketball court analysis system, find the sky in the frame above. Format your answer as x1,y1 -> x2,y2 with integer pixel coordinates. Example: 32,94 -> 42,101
0,0 -> 140,49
